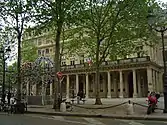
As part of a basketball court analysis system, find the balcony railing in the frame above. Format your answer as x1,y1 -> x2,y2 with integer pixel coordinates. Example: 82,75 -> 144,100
61,56 -> 150,70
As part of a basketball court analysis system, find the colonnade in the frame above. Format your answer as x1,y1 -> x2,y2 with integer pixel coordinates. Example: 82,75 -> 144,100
28,68 -> 163,98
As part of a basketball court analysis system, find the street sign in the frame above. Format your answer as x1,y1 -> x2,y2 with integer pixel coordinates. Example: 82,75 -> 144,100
56,72 -> 63,79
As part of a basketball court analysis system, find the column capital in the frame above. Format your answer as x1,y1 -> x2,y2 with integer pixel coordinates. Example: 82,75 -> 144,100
66,74 -> 70,77
119,70 -> 123,72
132,69 -> 136,72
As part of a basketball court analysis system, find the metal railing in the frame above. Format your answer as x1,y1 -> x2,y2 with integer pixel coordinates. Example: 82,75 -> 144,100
61,56 -> 150,70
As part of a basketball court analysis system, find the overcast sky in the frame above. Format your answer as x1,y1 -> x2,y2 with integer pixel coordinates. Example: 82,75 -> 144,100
161,0 -> 167,3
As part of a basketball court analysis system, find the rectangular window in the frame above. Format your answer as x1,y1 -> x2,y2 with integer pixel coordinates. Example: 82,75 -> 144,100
70,60 -> 75,65
38,50 -> 41,55
61,61 -> 66,66
50,48 -> 52,53
80,60 -> 84,64
46,48 -> 49,54
42,50 -> 45,56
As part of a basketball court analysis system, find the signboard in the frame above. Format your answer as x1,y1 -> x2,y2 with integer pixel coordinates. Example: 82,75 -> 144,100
56,72 -> 63,79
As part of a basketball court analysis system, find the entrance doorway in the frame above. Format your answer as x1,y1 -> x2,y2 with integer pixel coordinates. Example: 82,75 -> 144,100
79,82 -> 84,92
128,72 -> 133,98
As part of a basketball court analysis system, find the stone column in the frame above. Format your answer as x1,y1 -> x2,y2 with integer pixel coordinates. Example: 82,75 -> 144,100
155,71 -> 158,92
159,72 -> 163,93
137,73 -> 142,97
50,83 -> 53,96
147,68 -> 153,93
156,71 -> 159,92
66,75 -> 70,99
86,73 -> 89,98
119,71 -> 123,98
133,69 -> 137,98
107,71 -> 111,98
152,70 -> 156,92
76,74 -> 79,95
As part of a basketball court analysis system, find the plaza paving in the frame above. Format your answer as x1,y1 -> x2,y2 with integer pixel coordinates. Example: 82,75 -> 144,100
28,97 -> 165,115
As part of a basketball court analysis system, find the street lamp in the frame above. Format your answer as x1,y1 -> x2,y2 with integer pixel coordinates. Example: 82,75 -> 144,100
147,9 -> 167,113
0,46 -> 11,103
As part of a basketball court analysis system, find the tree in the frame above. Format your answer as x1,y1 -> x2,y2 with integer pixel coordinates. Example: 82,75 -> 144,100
0,27 -> 17,96
0,0 -> 34,103
33,0 -> 86,110
22,40 -> 38,63
6,62 -> 17,91
65,0 -> 158,104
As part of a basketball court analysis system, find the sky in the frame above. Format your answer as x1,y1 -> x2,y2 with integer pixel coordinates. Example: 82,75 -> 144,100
161,0 -> 167,3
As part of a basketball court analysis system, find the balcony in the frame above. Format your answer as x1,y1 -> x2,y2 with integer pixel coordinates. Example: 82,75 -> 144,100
61,56 -> 154,73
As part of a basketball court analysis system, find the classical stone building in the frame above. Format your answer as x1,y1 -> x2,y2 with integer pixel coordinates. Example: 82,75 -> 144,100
22,28 -> 166,99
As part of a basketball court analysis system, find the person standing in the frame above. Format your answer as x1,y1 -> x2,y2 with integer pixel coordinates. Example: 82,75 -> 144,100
7,92 -> 11,105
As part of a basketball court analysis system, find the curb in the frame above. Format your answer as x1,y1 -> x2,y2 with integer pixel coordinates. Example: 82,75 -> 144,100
26,111 -> 167,121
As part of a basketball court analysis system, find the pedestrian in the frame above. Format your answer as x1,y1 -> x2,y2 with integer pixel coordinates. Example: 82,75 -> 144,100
7,92 -> 11,105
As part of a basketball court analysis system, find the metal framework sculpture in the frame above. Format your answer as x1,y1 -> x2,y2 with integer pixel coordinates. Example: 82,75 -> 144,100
21,56 -> 54,100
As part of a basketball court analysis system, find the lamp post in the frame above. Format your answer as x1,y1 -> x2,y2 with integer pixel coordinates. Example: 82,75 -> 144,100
0,47 -> 11,103
147,10 -> 167,113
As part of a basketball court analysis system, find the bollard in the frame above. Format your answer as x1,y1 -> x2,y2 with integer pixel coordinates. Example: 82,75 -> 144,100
126,100 -> 134,115
60,102 -> 66,112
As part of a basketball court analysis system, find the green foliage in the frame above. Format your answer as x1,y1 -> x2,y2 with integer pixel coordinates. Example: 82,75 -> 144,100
6,62 -> 17,87
148,2 -> 167,28
0,0 -> 34,35
32,0 -> 85,32
8,62 -> 17,72
22,41 -> 38,62
65,0 -> 159,63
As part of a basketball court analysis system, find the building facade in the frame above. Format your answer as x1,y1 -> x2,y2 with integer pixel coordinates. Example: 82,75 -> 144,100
23,29 -> 166,99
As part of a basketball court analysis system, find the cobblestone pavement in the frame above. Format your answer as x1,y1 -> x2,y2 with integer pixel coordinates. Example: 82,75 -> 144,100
28,97 -> 165,116
25,114 -> 167,125
0,113 -> 167,125
81,97 -> 164,109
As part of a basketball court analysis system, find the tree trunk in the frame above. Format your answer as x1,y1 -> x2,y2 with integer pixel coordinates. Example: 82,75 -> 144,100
95,39 -> 102,105
16,34 -> 22,102
53,22 -> 63,111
